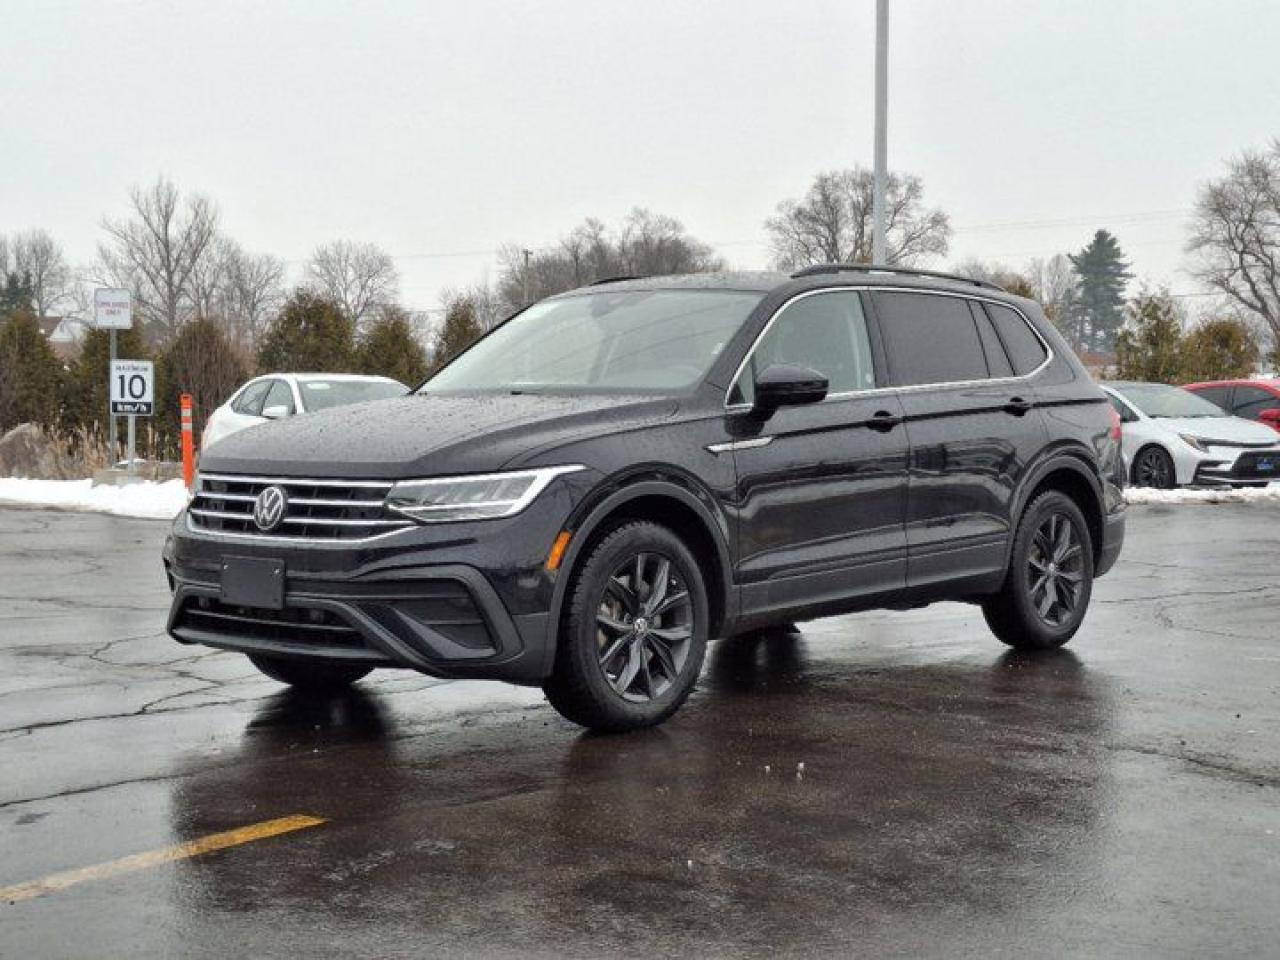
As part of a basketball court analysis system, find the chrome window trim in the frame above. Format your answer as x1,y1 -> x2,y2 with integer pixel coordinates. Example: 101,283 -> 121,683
723,285 -> 1055,413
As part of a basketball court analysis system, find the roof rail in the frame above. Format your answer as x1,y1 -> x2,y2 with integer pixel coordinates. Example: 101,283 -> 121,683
789,262 -> 1006,292
588,275 -> 645,286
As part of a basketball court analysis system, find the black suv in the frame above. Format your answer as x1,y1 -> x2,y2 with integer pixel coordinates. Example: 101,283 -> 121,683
164,265 -> 1125,731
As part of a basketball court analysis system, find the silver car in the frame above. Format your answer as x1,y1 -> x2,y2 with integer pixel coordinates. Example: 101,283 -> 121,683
1102,381 -> 1280,488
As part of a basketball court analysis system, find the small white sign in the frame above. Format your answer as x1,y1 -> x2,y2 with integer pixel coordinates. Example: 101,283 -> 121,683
110,360 -> 154,416
94,288 -> 133,329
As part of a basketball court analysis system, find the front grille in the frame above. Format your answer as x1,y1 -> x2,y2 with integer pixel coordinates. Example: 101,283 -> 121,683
190,473 -> 414,540
1234,451 -> 1280,478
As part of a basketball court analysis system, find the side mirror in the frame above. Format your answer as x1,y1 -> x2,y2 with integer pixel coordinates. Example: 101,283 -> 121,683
261,404 -> 292,420
753,363 -> 829,415
1259,408 -> 1280,428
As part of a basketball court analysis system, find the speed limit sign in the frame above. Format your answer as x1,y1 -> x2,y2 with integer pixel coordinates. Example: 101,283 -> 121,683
110,360 -> 154,416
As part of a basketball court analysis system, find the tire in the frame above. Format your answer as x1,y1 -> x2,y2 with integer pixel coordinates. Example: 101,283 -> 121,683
248,654 -> 372,691
543,520 -> 709,732
982,491 -> 1095,650
1132,444 -> 1177,488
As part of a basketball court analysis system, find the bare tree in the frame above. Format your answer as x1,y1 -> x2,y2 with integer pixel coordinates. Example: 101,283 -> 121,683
98,177 -> 220,341
766,168 -> 951,270
222,247 -> 285,348
6,230 -> 74,318
0,235 -> 10,278
495,208 -> 722,313
1187,141 -> 1280,349
305,240 -> 400,328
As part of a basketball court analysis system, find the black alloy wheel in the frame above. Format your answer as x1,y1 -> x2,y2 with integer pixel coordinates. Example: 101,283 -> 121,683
1133,445 -> 1176,488
1026,512 -> 1085,627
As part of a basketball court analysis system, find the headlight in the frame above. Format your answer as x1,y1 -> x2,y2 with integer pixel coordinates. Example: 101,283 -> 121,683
387,465 -> 584,523
1178,434 -> 1209,453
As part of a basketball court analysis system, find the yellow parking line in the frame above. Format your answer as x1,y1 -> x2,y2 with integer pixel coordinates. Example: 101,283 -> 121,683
0,814 -> 327,904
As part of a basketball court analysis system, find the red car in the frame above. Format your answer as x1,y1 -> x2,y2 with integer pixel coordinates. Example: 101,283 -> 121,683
1183,379 -> 1280,433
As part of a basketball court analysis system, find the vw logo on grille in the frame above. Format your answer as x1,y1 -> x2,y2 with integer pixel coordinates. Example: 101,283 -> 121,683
252,485 -> 289,532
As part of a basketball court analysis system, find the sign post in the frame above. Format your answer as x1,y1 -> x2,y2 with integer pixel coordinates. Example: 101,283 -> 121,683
94,289 -> 133,465
109,359 -> 154,478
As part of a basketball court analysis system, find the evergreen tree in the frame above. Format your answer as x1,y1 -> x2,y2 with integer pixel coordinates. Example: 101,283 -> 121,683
156,317 -> 249,450
1180,317 -> 1258,382
1,271 -> 34,320
355,306 -> 429,385
1069,230 -> 1132,352
430,297 -> 484,373
1114,290 -> 1184,383
0,308 -> 64,431
256,291 -> 355,373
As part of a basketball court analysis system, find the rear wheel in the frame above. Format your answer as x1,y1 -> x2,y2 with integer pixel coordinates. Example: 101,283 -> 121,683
1132,445 -> 1177,488
982,491 -> 1095,650
248,654 -> 372,691
543,521 -> 709,732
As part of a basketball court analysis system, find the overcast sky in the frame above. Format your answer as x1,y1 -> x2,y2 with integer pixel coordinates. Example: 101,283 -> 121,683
5,0 -> 1279,312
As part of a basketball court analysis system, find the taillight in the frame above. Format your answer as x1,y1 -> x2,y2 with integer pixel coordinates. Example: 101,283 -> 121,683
1108,407 -> 1122,442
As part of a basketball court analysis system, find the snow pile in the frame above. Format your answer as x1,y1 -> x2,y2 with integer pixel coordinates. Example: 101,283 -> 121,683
1125,483 -> 1280,505
0,477 -> 189,520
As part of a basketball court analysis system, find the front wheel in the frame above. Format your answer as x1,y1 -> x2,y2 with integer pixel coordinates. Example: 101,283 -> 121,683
1132,445 -> 1177,488
543,521 -> 709,732
982,491 -> 1095,650
248,654 -> 372,691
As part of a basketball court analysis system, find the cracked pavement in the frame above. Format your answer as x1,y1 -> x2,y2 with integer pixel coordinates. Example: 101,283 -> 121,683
1,503 -> 1278,958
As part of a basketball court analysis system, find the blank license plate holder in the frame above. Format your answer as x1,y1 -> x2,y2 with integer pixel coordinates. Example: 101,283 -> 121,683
220,556 -> 285,610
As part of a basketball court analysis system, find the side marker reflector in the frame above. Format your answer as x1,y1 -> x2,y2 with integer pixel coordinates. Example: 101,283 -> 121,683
546,531 -> 572,571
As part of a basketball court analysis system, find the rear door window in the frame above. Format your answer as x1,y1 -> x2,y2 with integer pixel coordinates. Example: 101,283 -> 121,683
971,303 -> 1014,378
232,380 -> 271,416
984,303 -> 1048,375
730,291 -> 876,405
1233,386 -> 1280,420
873,292 -> 988,387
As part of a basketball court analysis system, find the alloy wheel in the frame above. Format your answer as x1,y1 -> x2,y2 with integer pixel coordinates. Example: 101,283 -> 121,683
1134,448 -> 1173,488
595,551 -> 693,702
1027,512 -> 1084,627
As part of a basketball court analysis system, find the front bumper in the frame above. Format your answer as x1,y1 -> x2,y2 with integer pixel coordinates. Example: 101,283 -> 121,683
163,476 -> 590,685
1189,445 -> 1280,485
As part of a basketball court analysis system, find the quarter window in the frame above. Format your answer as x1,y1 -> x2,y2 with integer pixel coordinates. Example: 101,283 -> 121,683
874,292 -> 989,386
232,380 -> 271,416
985,303 -> 1048,375
729,291 -> 876,406
972,303 -> 1014,378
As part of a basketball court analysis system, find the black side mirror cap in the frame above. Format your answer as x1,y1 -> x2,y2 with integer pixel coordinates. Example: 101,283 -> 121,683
752,363 -> 829,415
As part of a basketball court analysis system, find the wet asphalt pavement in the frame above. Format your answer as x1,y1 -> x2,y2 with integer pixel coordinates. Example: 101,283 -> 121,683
1,504 -> 1278,959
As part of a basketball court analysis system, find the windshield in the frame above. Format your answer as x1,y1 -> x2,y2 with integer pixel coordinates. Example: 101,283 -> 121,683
420,289 -> 763,395
1113,383 -> 1227,419
299,379 -> 406,411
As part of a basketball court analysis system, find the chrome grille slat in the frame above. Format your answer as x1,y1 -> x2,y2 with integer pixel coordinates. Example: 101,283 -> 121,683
189,473 -> 413,542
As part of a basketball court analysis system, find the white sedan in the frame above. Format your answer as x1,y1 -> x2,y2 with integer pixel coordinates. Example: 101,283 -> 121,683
202,373 -> 408,450
1102,381 -> 1280,488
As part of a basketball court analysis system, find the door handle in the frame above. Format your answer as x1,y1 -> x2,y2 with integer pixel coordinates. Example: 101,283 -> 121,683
865,410 -> 902,432
1004,396 -> 1033,416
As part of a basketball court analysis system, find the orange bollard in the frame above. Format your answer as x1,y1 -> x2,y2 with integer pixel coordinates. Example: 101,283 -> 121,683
180,393 -> 196,490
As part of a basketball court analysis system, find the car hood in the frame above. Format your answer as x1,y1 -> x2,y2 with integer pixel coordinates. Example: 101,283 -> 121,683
1152,416 -> 1280,445
197,392 -> 680,479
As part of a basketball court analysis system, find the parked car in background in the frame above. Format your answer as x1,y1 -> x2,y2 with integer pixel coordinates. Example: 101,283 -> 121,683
165,266 -> 1126,733
202,374 -> 408,449
1183,378 -> 1280,433
1101,381 -> 1280,488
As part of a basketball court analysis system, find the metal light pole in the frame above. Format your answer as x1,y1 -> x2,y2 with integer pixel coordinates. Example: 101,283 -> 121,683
872,0 -> 889,266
